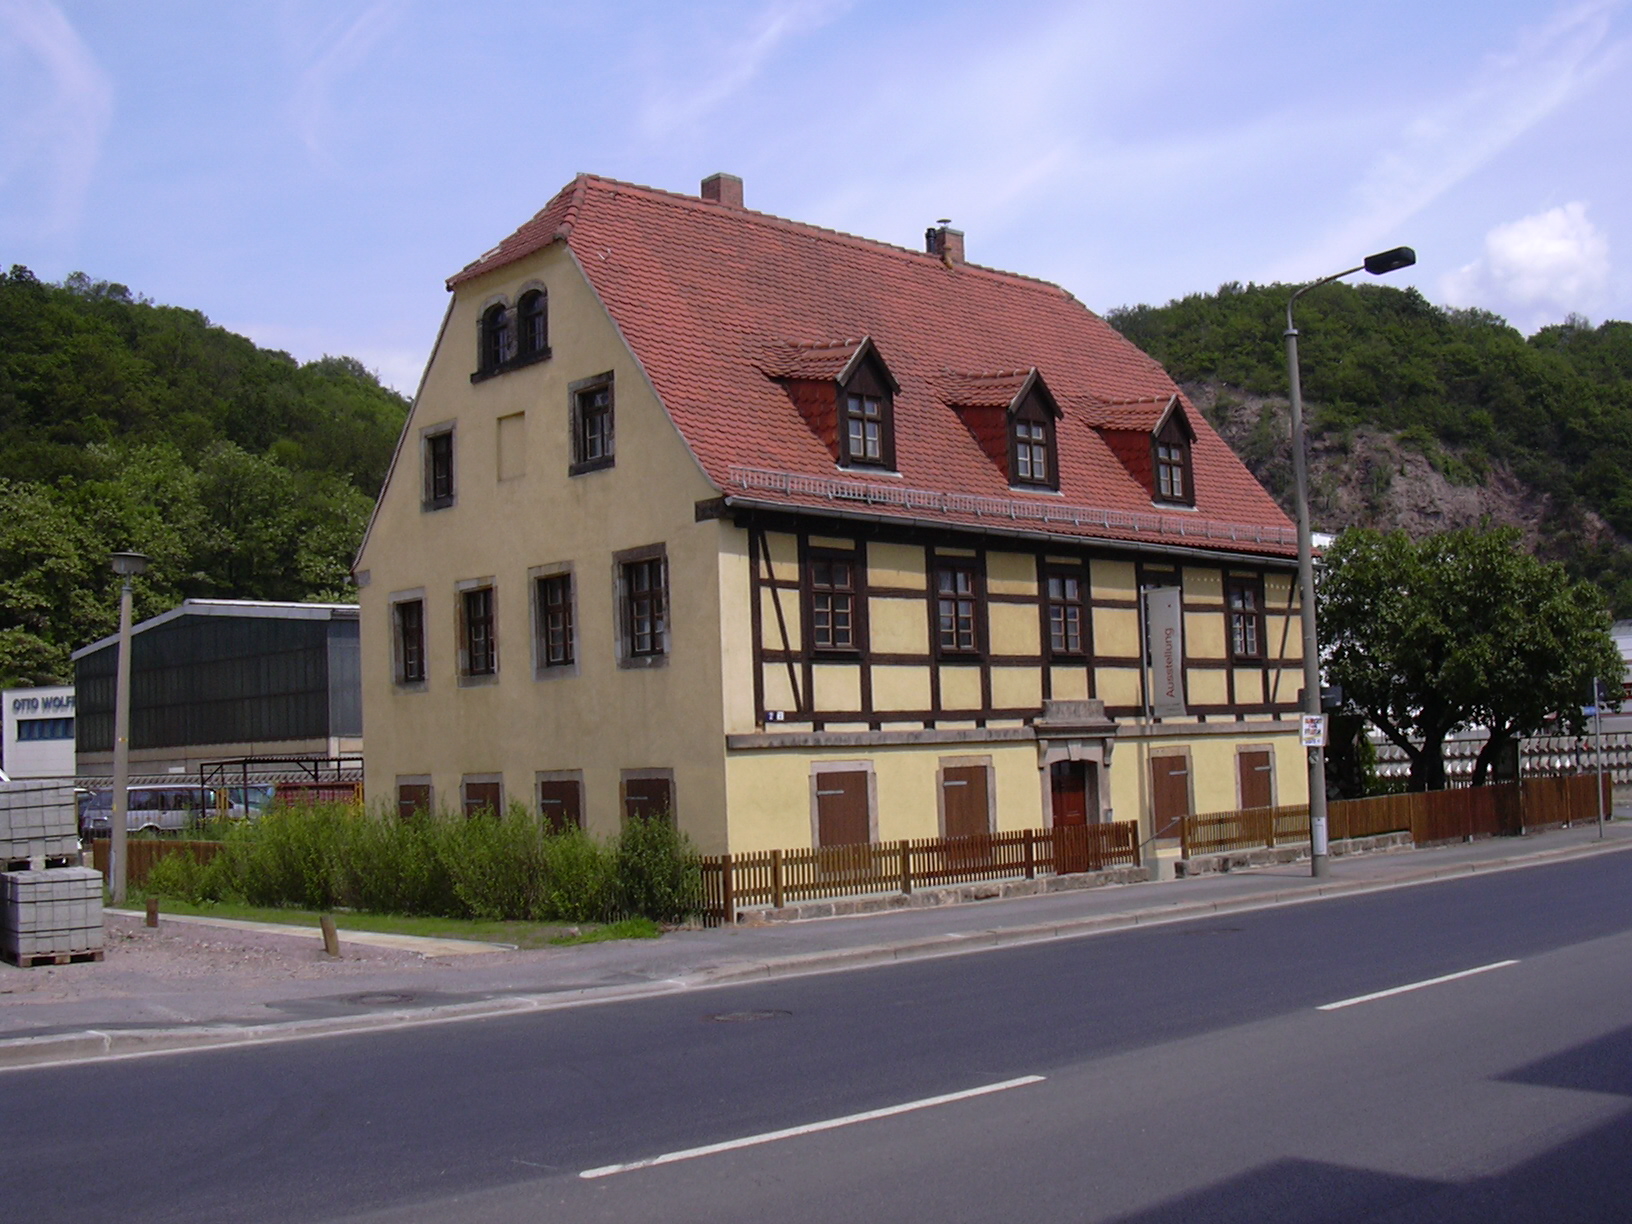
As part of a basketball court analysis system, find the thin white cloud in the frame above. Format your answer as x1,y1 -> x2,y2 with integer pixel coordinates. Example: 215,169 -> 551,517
0,0 -> 112,241
1281,1 -> 1629,279
288,0 -> 400,168
1442,202 -> 1611,327
638,0 -> 853,139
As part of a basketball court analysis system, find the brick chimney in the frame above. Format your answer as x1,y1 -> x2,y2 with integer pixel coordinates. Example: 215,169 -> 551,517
926,221 -> 964,266
701,173 -> 744,209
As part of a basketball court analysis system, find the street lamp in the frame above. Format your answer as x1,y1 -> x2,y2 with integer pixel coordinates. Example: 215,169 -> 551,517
108,550 -> 148,905
1285,247 -> 1415,878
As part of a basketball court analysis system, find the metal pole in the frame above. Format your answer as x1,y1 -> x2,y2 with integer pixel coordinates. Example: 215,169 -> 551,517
111,573 -> 135,905
1595,683 -> 1606,839
1284,270 -> 1356,881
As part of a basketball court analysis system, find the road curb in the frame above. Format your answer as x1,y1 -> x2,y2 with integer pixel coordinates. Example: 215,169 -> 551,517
5,831 -> 1628,1069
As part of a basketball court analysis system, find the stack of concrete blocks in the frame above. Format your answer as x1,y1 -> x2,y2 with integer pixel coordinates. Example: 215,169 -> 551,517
0,781 -> 102,965
2,868 -> 104,962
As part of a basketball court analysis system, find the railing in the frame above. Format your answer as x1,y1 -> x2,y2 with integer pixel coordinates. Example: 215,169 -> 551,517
1181,775 -> 1611,857
728,466 -> 1299,549
700,822 -> 1141,926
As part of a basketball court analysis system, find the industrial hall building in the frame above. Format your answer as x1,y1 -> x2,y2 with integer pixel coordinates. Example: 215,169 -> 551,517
354,172 -> 1308,855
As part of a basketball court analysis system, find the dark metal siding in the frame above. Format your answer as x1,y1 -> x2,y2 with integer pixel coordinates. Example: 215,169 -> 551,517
76,611 -> 360,753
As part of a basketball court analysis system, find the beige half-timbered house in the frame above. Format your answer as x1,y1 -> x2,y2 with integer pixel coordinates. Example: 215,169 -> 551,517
354,173 -> 1308,856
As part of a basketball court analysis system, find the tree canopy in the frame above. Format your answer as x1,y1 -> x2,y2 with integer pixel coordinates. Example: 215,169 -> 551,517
1318,527 -> 1622,792
1107,284 -> 1632,607
0,266 -> 408,686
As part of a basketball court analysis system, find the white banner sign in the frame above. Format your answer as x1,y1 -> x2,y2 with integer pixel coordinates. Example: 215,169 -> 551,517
1300,714 -> 1328,747
1145,587 -> 1187,718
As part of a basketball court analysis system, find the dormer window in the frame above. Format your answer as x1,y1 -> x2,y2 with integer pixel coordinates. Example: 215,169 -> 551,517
1152,408 -> 1194,505
1008,385 -> 1058,489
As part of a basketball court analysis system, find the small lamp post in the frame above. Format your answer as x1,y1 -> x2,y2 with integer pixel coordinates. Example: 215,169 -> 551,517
108,551 -> 148,905
1286,247 -> 1415,878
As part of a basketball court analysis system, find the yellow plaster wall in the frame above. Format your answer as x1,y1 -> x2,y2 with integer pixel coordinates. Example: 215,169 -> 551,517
722,741 -> 1047,852
1050,667 -> 1089,700
356,243 -> 735,851
1107,727 -> 1307,836
872,665 -> 931,712
761,587 -> 801,648
1187,668 -> 1229,707
1096,667 -> 1142,707
1090,558 -> 1136,601
988,602 -> 1039,655
1266,615 -> 1301,661
1094,606 -> 1139,657
938,666 -> 982,710
869,542 -> 926,589
1185,612 -> 1227,660
870,597 -> 928,654
991,666 -> 1042,710
986,550 -> 1037,596
1235,669 -> 1266,704
1183,566 -> 1223,604
812,664 -> 862,712
762,664 -> 798,714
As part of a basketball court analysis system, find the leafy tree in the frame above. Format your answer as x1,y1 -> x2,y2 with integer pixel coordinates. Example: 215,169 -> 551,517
1319,527 -> 1622,792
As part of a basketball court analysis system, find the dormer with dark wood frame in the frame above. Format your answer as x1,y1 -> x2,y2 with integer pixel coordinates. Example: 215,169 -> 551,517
761,337 -> 900,471
1088,393 -> 1197,508
943,368 -> 1062,491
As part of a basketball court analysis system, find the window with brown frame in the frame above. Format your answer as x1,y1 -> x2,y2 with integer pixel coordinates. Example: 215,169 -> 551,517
808,554 -> 858,652
571,374 -> 614,474
424,430 -> 454,510
623,557 -> 666,658
536,573 -> 574,668
935,563 -> 982,656
1152,415 -> 1194,505
1226,577 -> 1265,660
396,782 -> 431,821
1045,570 -> 1086,656
394,598 -> 426,683
1010,398 -> 1058,488
844,393 -> 884,464
837,355 -> 896,469
461,586 -> 497,676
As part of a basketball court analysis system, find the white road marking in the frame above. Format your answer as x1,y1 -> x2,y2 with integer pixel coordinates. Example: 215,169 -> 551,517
578,1075 -> 1046,1179
1318,960 -> 1519,1011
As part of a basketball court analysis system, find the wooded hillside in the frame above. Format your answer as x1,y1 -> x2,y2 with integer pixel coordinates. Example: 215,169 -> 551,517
1107,283 -> 1632,611
0,266 -> 409,686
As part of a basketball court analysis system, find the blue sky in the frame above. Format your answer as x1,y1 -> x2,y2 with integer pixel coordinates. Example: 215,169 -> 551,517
3,0 -> 1629,394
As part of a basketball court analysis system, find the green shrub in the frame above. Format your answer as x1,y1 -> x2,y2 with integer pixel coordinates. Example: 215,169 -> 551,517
538,826 -> 616,922
612,814 -> 703,923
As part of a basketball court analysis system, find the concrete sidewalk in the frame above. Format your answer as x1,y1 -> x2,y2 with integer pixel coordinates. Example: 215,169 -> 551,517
3,818 -> 1630,1069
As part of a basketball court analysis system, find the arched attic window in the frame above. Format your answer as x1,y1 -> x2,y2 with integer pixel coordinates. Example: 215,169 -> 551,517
518,289 -> 548,358
479,302 -> 513,374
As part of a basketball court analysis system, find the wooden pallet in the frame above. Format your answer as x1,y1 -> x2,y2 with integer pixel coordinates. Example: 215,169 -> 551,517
2,948 -> 103,968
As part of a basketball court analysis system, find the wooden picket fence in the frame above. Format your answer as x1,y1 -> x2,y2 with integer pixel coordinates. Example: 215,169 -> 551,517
700,822 -> 1140,926
1181,774 -> 1611,857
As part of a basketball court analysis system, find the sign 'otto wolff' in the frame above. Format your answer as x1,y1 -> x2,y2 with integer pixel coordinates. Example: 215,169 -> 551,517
1146,587 -> 1187,718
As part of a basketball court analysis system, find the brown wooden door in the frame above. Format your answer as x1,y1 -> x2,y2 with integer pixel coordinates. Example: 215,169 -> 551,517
1051,760 -> 1101,874
397,784 -> 430,821
538,780 -> 583,832
942,766 -> 989,840
815,771 -> 870,846
1238,750 -> 1273,810
1151,756 -> 1190,841
624,776 -> 673,824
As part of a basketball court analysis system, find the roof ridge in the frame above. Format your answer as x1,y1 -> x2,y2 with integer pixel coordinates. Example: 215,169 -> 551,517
499,173 -> 1076,299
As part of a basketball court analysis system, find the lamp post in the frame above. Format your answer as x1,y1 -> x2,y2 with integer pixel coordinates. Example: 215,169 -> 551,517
1286,247 -> 1415,878
108,550 -> 148,905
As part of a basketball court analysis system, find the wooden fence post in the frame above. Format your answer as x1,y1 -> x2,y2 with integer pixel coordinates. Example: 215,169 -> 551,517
770,848 -> 784,909
721,853 -> 736,925
899,840 -> 912,895
1023,829 -> 1036,880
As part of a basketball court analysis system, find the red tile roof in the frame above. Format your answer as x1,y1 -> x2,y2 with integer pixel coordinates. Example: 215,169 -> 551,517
453,175 -> 1297,558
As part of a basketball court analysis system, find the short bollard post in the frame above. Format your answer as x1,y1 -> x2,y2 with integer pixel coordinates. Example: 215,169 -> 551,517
145,897 -> 159,928
320,914 -> 340,958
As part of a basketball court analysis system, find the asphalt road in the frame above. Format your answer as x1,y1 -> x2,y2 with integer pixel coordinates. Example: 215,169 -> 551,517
8,853 -> 1632,1223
